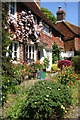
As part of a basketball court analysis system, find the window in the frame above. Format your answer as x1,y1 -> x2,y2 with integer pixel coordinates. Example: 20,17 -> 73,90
29,46 -> 31,58
43,23 -> 52,37
34,17 -> 37,25
9,2 -> 17,19
10,2 -> 15,15
14,42 -> 18,59
9,43 -> 12,58
7,42 -> 19,60
25,45 -> 34,60
34,16 -> 37,29
43,24 -> 49,34
60,34 -> 61,42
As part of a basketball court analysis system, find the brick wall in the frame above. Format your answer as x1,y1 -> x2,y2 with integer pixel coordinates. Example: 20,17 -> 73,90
64,39 -> 75,52
75,37 -> 80,51
54,37 -> 64,50
40,29 -> 64,50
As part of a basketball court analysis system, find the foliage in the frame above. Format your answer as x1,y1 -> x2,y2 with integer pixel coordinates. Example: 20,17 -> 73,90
51,64 -> 59,73
13,63 -> 27,83
43,57 -> 50,69
52,42 -> 61,64
58,60 -> 72,70
41,7 -> 57,24
2,2 -> 17,105
6,80 -> 72,120
71,56 -> 80,73
75,50 -> 80,55
34,60 -> 44,71
13,62 -> 37,80
57,66 -> 79,86
4,87 -> 29,120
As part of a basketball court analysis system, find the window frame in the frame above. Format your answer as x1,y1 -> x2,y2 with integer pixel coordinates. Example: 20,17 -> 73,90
25,45 -> 35,61
9,2 -> 17,19
6,41 -> 20,60
43,23 -> 49,35
43,23 -> 52,37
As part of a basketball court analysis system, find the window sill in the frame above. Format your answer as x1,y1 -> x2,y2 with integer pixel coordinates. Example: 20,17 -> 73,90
10,13 -> 17,20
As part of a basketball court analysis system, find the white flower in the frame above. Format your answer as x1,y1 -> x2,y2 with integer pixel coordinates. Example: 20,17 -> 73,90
46,95 -> 49,97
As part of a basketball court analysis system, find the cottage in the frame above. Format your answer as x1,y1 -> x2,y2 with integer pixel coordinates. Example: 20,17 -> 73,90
7,1 -> 64,71
56,6 -> 80,58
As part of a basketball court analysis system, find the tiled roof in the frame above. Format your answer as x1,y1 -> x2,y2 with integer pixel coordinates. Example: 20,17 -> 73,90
66,22 -> 80,36
56,21 -> 80,41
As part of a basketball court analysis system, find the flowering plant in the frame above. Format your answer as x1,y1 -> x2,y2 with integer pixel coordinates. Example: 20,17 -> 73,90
51,64 -> 59,73
35,60 -> 44,71
58,60 -> 72,70
57,66 -> 78,86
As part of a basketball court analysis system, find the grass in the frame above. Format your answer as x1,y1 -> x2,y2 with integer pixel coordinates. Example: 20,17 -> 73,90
2,79 -> 36,119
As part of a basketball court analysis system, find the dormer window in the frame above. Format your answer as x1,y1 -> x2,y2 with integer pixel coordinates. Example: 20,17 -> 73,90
60,34 -> 61,42
34,16 -> 37,29
34,17 -> 37,25
43,24 -> 49,35
10,2 -> 15,15
9,2 -> 17,19
43,23 -> 52,37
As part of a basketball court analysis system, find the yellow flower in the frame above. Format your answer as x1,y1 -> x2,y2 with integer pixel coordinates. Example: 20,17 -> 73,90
61,105 -> 65,110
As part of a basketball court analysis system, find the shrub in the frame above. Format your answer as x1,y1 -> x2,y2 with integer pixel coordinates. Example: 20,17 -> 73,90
2,58 -> 18,105
71,56 -> 80,73
51,64 -> 59,73
57,66 -> 78,86
43,57 -> 50,69
6,81 -> 72,120
34,60 -> 43,71
5,87 -> 29,120
58,60 -> 72,70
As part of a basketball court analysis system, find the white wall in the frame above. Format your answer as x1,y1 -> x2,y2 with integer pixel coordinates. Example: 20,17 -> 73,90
46,50 -> 52,71
61,51 -> 74,58
40,48 -> 52,71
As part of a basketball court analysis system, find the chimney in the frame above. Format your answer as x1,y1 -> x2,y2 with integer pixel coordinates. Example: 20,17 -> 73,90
59,6 -> 61,12
56,6 -> 65,21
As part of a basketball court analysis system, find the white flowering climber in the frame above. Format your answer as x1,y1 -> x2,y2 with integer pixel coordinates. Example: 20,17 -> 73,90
8,10 -> 43,43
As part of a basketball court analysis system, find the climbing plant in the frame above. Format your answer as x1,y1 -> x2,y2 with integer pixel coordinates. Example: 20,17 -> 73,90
8,10 -> 43,43
52,42 -> 61,64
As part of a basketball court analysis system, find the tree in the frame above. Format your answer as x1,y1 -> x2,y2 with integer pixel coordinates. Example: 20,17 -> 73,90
41,7 -> 57,24
52,42 -> 61,64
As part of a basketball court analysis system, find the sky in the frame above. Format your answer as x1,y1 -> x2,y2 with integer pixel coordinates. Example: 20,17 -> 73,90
40,1 -> 79,26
